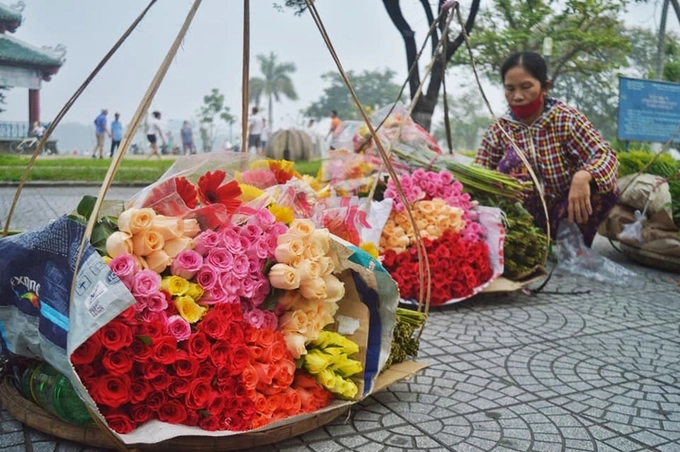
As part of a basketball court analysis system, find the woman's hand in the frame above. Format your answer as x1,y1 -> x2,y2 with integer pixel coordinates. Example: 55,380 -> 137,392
568,170 -> 593,224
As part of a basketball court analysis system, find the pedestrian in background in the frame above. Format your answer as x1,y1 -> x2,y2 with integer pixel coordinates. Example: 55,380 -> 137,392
248,106 -> 264,155
181,120 -> 195,155
260,119 -> 271,153
92,109 -> 110,159
145,111 -> 165,160
110,112 -> 123,157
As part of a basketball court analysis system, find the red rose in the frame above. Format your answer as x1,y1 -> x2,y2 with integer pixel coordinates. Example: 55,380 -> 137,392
142,360 -> 165,379
224,322 -> 245,344
117,306 -> 136,324
92,374 -> 131,408
101,407 -> 137,434
146,390 -> 166,412
209,340 -> 230,367
216,373 -> 238,393
167,376 -> 190,398
185,332 -> 211,360
130,378 -> 152,404
130,403 -> 154,424
98,321 -> 133,351
71,337 -> 102,365
157,401 -> 188,424
198,314 -> 227,340
173,351 -> 199,378
139,319 -> 168,342
213,302 -> 241,322
150,373 -> 172,391
228,343 -> 251,376
195,363 -> 216,381
102,350 -> 134,376
185,378 -> 212,410
152,336 -> 178,365
184,409 -> 200,426
130,338 -> 152,363
382,249 -> 397,268
198,415 -> 222,431
207,392 -> 226,417
75,364 -> 95,381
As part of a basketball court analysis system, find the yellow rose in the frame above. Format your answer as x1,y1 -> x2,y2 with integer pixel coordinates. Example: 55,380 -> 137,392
144,249 -> 171,273
274,235 -> 305,264
174,295 -> 207,323
323,274 -> 345,303
316,368 -> 338,390
106,231 -> 133,258
186,282 -> 204,301
334,376 -> 359,399
297,259 -> 321,284
161,275 -> 190,297
102,256 -> 112,264
118,208 -> 156,235
164,237 -> 195,258
284,332 -> 307,359
303,349 -> 332,374
331,355 -> 363,378
288,219 -> 316,239
279,309 -> 310,335
150,215 -> 183,240
300,277 -> 327,300
268,263 -> 300,290
132,230 -> 165,257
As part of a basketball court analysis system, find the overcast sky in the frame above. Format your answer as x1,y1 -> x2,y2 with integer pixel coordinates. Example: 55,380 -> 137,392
2,0 -> 678,132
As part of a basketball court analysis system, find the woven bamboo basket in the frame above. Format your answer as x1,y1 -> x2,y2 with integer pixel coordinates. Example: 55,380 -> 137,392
619,243 -> 680,273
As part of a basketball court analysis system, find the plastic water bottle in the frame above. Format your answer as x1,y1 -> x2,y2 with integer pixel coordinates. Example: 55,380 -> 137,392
20,361 -> 93,426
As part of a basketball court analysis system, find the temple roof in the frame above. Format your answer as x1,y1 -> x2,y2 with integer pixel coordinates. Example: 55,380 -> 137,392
0,33 -> 62,68
0,3 -> 21,32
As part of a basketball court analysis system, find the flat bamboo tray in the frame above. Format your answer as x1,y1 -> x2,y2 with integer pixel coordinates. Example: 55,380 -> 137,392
619,243 -> 680,273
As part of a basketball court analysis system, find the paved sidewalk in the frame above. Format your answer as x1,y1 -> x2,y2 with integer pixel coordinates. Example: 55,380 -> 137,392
1,186 -> 679,451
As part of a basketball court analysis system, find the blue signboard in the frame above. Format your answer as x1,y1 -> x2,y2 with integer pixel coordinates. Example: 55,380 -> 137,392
618,77 -> 680,143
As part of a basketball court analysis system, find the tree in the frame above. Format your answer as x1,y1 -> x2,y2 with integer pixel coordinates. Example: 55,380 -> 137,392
304,68 -> 405,120
249,52 -> 298,127
432,89 -> 492,151
283,0 -> 481,131
197,88 -> 236,151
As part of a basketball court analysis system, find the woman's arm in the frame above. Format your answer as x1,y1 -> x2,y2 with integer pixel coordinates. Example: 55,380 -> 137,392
568,112 -> 619,193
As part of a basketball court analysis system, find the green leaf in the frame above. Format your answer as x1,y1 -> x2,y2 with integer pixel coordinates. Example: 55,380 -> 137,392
76,196 -> 97,220
262,288 -> 281,311
136,335 -> 152,346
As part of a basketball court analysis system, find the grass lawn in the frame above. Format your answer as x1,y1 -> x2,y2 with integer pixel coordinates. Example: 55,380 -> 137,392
0,155 -> 322,183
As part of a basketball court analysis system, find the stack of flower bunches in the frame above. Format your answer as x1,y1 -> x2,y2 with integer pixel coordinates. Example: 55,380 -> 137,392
386,308 -> 427,367
301,330 -> 363,399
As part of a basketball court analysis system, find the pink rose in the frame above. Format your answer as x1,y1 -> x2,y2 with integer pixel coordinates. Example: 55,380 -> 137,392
251,237 -> 271,259
167,315 -> 191,342
195,264 -> 219,290
239,276 -> 255,299
219,273 -> 240,295
244,308 -> 266,329
141,309 -> 167,324
261,310 -> 278,330
232,255 -> 250,279
133,270 -> 161,297
254,208 -> 276,231
270,222 -> 288,237
194,230 -> 220,256
220,229 -> 244,255
206,248 -> 234,270
143,291 -> 169,312
171,250 -> 203,279
108,253 -> 138,289
241,223 -> 263,242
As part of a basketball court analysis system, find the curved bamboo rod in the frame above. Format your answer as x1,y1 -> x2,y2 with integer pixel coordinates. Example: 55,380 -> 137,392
241,0 -> 250,152
1,0 -> 158,238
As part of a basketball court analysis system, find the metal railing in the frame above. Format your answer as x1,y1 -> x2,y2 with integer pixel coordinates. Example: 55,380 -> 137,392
0,121 -> 29,139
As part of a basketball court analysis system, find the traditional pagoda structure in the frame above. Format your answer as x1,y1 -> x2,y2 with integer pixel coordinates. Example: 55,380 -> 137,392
0,2 -> 63,130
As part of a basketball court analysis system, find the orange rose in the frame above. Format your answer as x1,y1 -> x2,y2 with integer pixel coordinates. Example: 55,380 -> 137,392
241,363 -> 259,390
118,208 -> 156,235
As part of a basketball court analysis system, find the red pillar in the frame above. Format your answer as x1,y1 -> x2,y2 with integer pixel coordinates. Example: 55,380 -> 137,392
28,89 -> 40,126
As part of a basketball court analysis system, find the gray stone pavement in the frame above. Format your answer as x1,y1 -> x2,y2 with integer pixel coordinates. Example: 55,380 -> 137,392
1,186 -> 679,452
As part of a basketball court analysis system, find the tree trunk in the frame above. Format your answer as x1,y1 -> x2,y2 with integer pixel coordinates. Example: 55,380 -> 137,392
268,94 -> 273,128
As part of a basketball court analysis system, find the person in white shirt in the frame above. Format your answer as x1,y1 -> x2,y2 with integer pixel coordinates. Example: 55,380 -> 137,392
260,119 -> 271,153
146,111 -> 166,160
31,121 -> 45,140
248,106 -> 265,155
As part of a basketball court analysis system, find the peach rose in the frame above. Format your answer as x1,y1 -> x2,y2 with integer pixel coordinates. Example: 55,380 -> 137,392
274,234 -> 305,264
288,219 -> 316,239
300,277 -> 326,300
106,231 -> 133,258
317,256 -> 335,277
132,230 -> 165,257
268,263 -> 300,290
164,237 -> 195,258
145,249 -> 172,273
279,310 -> 310,335
118,208 -> 156,235
296,259 -> 321,284
323,274 -> 345,303
278,290 -> 305,310
150,215 -> 184,240
181,219 -> 201,238
284,332 -> 308,359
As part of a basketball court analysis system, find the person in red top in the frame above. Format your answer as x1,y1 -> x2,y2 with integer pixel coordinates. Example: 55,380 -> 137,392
476,51 -> 619,247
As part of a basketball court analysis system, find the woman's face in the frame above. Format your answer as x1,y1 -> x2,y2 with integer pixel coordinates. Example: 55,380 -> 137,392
503,66 -> 546,107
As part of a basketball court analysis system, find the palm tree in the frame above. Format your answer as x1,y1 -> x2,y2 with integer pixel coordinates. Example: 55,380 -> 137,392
249,52 -> 298,127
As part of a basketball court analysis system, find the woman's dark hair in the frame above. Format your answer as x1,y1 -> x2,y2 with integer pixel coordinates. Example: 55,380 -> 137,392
501,51 -> 549,88
152,111 -> 161,119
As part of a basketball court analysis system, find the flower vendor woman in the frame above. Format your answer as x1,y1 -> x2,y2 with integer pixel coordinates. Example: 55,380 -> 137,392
475,51 -> 619,247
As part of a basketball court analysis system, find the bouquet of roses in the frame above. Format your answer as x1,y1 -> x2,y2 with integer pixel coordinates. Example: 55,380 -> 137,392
378,168 -> 503,306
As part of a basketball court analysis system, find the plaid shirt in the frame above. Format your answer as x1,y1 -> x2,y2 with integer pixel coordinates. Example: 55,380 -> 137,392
476,98 -> 619,199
